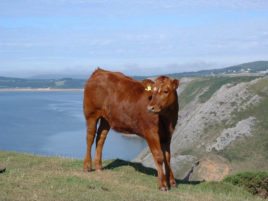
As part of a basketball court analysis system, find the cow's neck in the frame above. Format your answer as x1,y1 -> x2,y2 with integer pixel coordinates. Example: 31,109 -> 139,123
161,93 -> 178,115
159,93 -> 179,132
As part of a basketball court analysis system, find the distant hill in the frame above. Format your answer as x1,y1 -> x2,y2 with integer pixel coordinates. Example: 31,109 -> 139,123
0,77 -> 85,89
1,61 -> 268,89
29,73 -> 89,80
167,61 -> 268,78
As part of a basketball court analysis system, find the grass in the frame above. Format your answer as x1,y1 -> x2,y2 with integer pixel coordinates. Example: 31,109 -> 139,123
224,172 -> 268,199
0,151 -> 263,201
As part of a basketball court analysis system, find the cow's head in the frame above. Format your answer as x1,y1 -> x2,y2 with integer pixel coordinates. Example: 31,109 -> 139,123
144,76 -> 179,113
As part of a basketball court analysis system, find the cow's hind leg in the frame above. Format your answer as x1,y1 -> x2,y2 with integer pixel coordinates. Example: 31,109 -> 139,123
94,117 -> 110,171
83,116 -> 98,172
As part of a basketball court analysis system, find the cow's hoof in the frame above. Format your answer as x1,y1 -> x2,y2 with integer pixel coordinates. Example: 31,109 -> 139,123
170,180 -> 177,188
83,167 -> 92,172
159,186 -> 168,191
95,168 -> 102,172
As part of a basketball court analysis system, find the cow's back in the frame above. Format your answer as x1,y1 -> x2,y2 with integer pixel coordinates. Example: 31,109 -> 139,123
83,68 -> 153,134
84,68 -> 144,107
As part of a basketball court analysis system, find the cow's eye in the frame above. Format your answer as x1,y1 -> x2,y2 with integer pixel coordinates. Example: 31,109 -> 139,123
164,90 -> 169,94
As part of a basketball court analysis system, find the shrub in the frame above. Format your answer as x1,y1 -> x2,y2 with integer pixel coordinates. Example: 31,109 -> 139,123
223,172 -> 268,199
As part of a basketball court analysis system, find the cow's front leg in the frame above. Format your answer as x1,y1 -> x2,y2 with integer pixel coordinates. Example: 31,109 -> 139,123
162,142 -> 176,188
145,133 -> 167,191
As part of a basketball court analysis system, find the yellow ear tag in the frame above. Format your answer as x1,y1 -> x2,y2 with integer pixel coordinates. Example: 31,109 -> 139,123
145,85 -> 152,91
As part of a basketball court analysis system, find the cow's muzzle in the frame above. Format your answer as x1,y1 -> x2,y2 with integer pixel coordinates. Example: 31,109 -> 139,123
147,105 -> 161,113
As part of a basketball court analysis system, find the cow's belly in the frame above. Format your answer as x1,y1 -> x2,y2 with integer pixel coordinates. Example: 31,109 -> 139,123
102,109 -> 144,136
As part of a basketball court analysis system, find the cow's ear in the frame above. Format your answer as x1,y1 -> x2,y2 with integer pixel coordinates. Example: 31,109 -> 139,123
172,79 -> 179,90
142,79 -> 154,91
142,79 -> 154,86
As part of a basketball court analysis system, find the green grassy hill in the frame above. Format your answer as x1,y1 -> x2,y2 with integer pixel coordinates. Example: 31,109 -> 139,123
177,76 -> 268,173
0,151 -> 264,201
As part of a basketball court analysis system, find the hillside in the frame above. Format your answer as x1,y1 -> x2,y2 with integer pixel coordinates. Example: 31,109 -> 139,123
135,75 -> 268,182
0,151 -> 263,201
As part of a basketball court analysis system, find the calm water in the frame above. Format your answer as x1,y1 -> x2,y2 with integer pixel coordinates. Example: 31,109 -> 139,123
0,91 -> 146,160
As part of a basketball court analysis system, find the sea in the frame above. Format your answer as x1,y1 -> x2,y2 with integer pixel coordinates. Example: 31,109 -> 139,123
0,91 -> 146,160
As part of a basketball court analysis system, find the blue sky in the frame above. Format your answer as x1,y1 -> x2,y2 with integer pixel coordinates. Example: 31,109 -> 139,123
1,0 -> 268,77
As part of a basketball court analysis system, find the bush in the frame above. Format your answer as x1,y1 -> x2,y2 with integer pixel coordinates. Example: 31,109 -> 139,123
223,172 -> 268,199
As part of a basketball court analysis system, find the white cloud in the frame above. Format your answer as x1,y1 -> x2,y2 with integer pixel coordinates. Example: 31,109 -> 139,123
1,0 -> 268,76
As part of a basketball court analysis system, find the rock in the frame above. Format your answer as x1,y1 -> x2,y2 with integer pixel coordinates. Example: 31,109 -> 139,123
171,155 -> 198,179
190,155 -> 230,181
206,116 -> 256,152
0,166 -> 6,173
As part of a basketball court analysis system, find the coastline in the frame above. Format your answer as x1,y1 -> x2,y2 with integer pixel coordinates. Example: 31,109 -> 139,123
0,88 -> 84,92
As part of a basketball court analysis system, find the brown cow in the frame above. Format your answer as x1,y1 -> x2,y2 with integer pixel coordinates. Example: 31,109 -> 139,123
83,68 -> 179,190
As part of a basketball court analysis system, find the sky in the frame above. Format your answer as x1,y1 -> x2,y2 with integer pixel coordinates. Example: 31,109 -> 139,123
0,0 -> 268,77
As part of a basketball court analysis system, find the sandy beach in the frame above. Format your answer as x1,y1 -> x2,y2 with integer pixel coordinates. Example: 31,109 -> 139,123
0,88 -> 84,92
